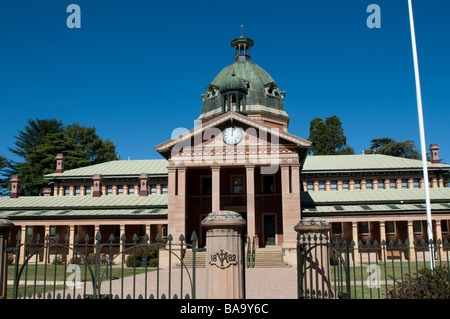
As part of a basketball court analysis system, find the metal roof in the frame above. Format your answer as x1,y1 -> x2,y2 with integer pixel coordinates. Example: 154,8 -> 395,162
302,203 -> 449,215
44,159 -> 168,179
302,154 -> 449,172
43,154 -> 449,180
0,194 -> 168,209
301,188 -> 450,205
0,208 -> 167,218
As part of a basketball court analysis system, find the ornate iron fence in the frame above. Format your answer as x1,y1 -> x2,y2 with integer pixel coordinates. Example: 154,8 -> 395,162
297,234 -> 450,299
4,230 -> 199,299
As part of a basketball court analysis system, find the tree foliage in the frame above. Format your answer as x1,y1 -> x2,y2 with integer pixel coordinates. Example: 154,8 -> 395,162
3,118 -> 118,196
307,115 -> 354,155
368,137 -> 421,159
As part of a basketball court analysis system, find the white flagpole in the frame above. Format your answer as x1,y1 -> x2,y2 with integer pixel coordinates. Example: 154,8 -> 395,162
407,0 -> 435,269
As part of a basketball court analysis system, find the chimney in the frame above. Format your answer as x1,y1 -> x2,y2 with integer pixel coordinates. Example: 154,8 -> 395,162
42,188 -> 52,196
55,153 -> 65,173
92,174 -> 103,197
10,175 -> 22,198
139,173 -> 149,196
429,144 -> 441,164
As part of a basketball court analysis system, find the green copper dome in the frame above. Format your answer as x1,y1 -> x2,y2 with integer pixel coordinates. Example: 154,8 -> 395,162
198,36 -> 289,124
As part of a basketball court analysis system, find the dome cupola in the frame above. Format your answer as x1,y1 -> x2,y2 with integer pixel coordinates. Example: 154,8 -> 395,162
199,29 -> 290,130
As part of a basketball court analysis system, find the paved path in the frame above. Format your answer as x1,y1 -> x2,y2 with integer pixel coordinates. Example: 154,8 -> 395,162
12,267 -> 298,299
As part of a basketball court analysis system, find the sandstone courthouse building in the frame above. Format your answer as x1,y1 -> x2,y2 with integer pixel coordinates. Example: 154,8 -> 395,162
1,35 -> 449,265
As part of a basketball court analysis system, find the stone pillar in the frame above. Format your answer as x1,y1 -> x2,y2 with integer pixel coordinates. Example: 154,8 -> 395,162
0,217 -> 14,299
281,164 -> 301,264
294,217 -> 333,299
245,165 -> 256,242
201,211 -> 246,299
352,222 -> 360,263
68,225 -> 75,261
20,225 -> 27,264
407,221 -> 416,261
435,220 -> 444,259
379,221 -> 386,261
212,166 -> 221,212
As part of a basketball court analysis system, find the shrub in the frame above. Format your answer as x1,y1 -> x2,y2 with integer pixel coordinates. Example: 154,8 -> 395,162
126,246 -> 158,268
388,265 -> 450,299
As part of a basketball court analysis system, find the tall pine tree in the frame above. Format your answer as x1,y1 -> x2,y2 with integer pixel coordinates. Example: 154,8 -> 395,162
307,115 -> 354,155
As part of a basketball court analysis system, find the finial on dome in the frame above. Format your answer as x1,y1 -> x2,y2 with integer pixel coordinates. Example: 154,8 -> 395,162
231,28 -> 254,62
240,25 -> 246,38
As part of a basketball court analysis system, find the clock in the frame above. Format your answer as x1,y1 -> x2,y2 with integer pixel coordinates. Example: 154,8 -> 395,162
222,126 -> 243,145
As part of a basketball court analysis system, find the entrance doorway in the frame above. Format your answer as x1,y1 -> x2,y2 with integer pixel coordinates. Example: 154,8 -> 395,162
263,214 -> 276,246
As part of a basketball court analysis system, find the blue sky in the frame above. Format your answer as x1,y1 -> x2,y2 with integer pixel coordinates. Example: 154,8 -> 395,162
0,0 -> 448,165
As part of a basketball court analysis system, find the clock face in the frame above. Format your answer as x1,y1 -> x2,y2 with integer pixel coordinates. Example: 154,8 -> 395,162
222,126 -> 243,145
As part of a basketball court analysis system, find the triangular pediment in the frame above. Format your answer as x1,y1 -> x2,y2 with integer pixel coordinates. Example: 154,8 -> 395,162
155,112 -> 311,169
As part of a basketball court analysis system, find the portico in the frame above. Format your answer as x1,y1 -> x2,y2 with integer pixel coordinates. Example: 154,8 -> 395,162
156,111 -> 310,265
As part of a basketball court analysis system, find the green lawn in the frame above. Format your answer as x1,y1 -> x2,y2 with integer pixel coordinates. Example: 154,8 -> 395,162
322,260 -> 450,299
7,264 -> 155,299
8,264 -> 151,282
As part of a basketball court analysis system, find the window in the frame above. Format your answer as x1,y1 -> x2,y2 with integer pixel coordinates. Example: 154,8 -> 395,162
307,181 -> 314,192
413,179 -> 420,188
128,185 -> 135,195
107,185 -> 113,195
386,221 -> 396,234
354,180 -> 361,190
401,179 -> 408,189
118,185 -> 123,195
366,180 -> 372,190
319,181 -> 325,191
263,175 -> 274,194
85,186 -> 91,196
390,179 -> 396,189
413,221 -> 422,233
232,176 -> 244,194
162,184 -> 168,194
75,186 -> 81,196
342,180 -> 349,190
330,180 -> 337,191
150,184 -> 157,194
64,187 -> 70,196
358,222 -> 369,234
378,179 -> 384,190
201,177 -> 212,195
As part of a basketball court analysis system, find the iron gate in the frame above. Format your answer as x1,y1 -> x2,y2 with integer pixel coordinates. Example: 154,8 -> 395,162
6,230 -> 199,299
297,233 -> 351,299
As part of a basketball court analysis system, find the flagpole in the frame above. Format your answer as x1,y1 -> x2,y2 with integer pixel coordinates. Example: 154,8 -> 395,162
407,0 -> 434,269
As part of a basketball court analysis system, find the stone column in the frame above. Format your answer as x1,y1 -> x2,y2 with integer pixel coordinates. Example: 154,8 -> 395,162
435,220 -> 444,259
407,221 -> 416,261
352,222 -> 360,263
168,167 -> 183,241
68,225 -> 75,261
295,217 -> 333,299
20,225 -> 26,264
212,166 -> 221,212
201,211 -> 246,299
245,165 -> 256,242
379,221 -> 386,261
0,217 -> 14,299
